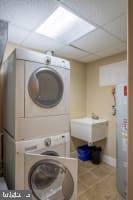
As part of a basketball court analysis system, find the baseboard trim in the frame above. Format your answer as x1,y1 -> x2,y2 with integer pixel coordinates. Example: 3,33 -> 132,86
71,151 -> 116,167
103,155 -> 116,167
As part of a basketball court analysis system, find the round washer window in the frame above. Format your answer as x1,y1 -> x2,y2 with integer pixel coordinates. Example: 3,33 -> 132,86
28,67 -> 64,108
28,159 -> 74,200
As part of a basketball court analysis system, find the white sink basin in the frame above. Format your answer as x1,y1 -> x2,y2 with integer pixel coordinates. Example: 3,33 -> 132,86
70,117 -> 108,143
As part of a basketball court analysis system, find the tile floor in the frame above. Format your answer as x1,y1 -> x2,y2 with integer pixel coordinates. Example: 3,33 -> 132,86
78,160 -> 123,200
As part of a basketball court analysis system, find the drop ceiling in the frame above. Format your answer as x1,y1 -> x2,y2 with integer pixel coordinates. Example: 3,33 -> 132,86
0,0 -> 127,63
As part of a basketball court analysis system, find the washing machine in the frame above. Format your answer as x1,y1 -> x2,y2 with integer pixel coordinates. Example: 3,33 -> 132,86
3,48 -> 70,140
4,132 -> 78,200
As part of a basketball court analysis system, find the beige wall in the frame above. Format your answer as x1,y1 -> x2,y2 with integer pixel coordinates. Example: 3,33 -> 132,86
70,60 -> 86,118
86,52 -> 127,158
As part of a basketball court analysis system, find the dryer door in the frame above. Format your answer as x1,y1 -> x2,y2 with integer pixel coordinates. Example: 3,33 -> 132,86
24,153 -> 77,200
28,67 -> 64,108
25,62 -> 70,119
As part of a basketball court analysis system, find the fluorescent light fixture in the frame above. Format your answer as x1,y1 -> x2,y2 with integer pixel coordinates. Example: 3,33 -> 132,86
36,6 -> 96,44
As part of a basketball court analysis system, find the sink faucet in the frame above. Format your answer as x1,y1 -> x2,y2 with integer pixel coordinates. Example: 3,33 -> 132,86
91,113 -> 99,120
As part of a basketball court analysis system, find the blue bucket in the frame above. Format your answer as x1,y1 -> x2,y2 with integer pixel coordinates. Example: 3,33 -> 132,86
77,145 -> 91,161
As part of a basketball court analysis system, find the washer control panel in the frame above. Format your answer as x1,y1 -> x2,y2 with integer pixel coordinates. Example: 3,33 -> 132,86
16,133 -> 70,153
44,133 -> 70,147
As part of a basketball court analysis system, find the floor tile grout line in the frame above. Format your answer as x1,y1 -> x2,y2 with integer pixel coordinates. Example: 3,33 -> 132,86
78,183 -> 91,196
78,172 -> 115,198
89,168 -> 115,179
79,166 -> 114,179
78,162 -> 119,199
78,161 -> 116,198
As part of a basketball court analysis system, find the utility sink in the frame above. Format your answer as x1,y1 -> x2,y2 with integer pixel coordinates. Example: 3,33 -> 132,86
70,117 -> 108,143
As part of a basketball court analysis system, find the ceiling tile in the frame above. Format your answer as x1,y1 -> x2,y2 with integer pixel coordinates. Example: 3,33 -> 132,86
61,0 -> 127,25
77,54 -> 101,63
22,32 -> 64,52
104,15 -> 127,42
55,46 -> 88,60
8,24 -> 30,44
71,29 -> 122,53
96,43 -> 126,57
0,0 -> 59,31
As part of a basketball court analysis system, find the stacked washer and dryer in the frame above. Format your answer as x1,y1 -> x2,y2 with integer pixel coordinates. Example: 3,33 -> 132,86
3,48 -> 77,200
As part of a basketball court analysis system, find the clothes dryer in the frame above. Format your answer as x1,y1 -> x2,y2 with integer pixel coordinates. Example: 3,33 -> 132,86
3,48 -> 70,140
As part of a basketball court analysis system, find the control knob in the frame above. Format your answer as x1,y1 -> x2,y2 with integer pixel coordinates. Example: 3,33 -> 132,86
45,56 -> 51,64
45,138 -> 51,147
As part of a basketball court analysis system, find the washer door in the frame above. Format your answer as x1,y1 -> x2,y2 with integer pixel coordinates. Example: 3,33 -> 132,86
28,159 -> 74,200
28,67 -> 64,108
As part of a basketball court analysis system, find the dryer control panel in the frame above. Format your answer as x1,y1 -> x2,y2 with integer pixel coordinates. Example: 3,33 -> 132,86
44,55 -> 70,69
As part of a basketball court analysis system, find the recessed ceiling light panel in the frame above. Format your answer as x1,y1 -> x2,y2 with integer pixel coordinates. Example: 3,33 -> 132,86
36,6 -> 96,44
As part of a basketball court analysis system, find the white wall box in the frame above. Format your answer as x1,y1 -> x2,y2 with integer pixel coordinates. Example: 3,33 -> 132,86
99,60 -> 127,86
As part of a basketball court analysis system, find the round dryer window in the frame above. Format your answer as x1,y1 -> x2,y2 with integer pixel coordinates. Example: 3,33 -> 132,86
28,159 -> 74,200
28,67 -> 64,108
